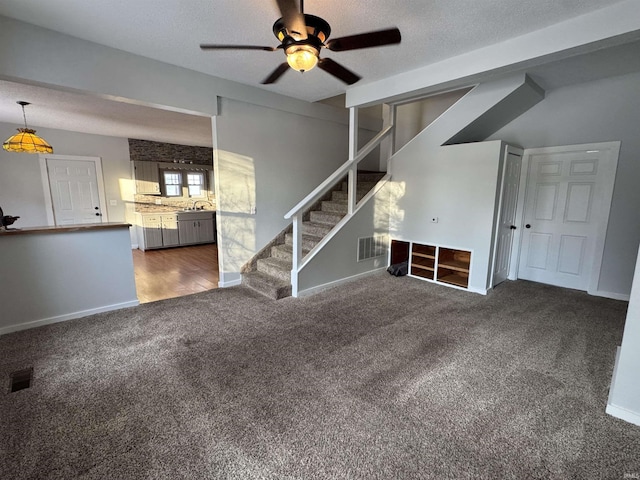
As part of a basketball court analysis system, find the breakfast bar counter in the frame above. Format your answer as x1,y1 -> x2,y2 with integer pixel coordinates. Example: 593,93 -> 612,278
0,222 -> 131,236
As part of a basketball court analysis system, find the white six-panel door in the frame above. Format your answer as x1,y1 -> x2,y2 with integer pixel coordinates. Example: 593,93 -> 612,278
40,155 -> 108,226
517,143 -> 619,292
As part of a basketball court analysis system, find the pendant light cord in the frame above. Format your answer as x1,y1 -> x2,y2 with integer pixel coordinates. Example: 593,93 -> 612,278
21,104 -> 28,129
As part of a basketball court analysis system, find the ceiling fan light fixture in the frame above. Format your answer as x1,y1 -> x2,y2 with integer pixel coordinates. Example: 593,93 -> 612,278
285,45 -> 319,73
2,101 -> 53,154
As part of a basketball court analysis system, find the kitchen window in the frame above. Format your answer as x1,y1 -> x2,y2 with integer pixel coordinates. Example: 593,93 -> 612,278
163,171 -> 183,197
187,172 -> 205,197
161,168 -> 208,198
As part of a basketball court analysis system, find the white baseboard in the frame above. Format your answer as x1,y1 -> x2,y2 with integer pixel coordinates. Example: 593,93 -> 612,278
296,267 -> 386,298
606,403 -> 640,427
605,346 -> 640,426
589,289 -> 630,301
0,300 -> 140,336
131,243 -> 139,250
468,286 -> 489,295
219,279 -> 242,288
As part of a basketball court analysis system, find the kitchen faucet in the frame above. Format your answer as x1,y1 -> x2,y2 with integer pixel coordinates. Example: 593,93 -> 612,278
191,200 -> 213,210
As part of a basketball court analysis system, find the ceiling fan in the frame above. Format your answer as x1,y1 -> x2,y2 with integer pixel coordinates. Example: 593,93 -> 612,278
200,0 -> 401,85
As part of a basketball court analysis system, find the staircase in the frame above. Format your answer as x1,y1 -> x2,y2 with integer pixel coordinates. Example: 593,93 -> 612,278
242,171 -> 385,299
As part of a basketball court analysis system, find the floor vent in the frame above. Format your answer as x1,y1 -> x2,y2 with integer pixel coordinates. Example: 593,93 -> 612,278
9,368 -> 33,393
358,234 -> 387,262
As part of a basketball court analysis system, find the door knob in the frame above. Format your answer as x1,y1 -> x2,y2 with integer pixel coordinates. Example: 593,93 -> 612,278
94,207 -> 99,210
525,224 -> 531,229
95,213 -> 102,216
510,225 -> 517,230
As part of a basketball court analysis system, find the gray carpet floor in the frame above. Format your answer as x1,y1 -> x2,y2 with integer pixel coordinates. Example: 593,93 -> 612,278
1,273 -> 639,479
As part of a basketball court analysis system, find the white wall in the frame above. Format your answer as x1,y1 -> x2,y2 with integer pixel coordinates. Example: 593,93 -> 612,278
0,122 -> 131,229
213,99 -> 360,286
395,88 -> 471,151
489,71 -> 640,296
297,184 -> 391,294
607,245 -> 640,425
0,226 -> 138,334
389,141 -> 504,293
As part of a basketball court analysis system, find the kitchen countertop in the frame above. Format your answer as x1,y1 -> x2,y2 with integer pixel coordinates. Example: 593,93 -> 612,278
0,222 -> 131,237
136,210 -> 216,215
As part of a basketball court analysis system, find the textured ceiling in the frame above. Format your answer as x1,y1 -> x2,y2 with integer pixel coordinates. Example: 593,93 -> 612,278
0,0 -> 627,102
0,81 -> 213,147
0,0 -> 637,147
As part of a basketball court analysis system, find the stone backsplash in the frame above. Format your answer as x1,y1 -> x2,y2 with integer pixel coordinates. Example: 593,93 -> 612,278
128,138 -> 213,165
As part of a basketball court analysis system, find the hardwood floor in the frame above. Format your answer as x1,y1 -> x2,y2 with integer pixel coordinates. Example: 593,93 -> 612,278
132,244 -> 219,303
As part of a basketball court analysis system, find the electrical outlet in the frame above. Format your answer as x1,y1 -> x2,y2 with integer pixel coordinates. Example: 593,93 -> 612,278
430,217 -> 439,223
109,199 -> 117,206
155,199 -> 162,205
250,205 -> 257,215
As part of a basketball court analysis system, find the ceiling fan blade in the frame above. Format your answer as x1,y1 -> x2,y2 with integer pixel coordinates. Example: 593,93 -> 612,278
200,44 -> 277,51
275,0 -> 308,39
325,28 -> 401,52
262,62 -> 291,84
317,58 -> 361,85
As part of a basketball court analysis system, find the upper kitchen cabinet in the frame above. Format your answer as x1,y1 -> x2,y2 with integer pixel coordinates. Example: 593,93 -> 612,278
133,161 -> 160,194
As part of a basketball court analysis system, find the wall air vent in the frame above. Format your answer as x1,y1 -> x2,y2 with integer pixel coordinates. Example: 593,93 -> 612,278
358,234 -> 387,262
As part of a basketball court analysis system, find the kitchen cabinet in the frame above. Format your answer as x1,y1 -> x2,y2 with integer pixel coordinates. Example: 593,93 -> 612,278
137,214 -> 180,250
178,212 -> 216,245
133,161 -> 160,194
161,214 -> 180,247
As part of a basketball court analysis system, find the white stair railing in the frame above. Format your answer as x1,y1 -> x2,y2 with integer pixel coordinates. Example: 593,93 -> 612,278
284,106 -> 396,296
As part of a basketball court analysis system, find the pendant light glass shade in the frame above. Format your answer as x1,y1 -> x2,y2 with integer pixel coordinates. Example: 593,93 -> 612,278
2,101 -> 53,154
3,128 -> 54,153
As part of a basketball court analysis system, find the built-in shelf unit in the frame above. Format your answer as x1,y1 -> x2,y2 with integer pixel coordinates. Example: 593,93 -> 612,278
390,240 -> 471,290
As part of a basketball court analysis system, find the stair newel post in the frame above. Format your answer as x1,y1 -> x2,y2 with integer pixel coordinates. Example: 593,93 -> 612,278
348,107 -> 359,215
291,212 -> 302,296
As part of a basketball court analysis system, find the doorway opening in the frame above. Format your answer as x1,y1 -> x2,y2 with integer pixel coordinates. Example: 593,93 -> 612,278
132,243 -> 219,303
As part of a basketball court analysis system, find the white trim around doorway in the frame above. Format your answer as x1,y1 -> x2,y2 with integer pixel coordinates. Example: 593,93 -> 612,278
511,141 -> 621,299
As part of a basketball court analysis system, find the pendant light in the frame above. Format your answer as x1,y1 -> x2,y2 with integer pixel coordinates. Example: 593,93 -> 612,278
2,101 -> 53,154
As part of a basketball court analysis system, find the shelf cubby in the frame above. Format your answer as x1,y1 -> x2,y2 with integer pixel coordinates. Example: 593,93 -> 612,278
437,248 -> 471,288
411,243 -> 435,280
390,240 -> 410,265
